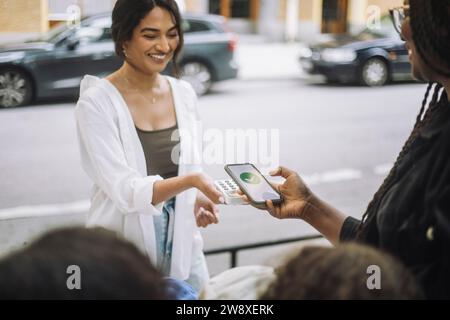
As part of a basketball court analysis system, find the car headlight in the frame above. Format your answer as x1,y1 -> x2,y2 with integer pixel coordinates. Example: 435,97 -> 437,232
0,52 -> 25,63
321,49 -> 356,63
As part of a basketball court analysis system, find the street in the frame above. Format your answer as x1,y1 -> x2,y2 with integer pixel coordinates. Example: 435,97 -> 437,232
0,77 -> 427,275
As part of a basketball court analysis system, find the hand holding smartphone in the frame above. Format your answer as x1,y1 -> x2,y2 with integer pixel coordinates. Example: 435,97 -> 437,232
224,163 -> 282,206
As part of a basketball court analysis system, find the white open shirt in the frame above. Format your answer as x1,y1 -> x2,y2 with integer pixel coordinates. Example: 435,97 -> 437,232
75,75 -> 203,280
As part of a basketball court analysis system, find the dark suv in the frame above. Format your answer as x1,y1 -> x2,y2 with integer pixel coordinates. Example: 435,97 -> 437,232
0,13 -> 238,108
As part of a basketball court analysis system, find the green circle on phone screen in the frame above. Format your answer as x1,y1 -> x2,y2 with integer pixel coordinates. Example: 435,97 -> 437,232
240,172 -> 261,185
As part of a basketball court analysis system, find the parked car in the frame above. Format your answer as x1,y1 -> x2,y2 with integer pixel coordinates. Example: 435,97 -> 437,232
299,16 -> 411,86
0,13 -> 238,108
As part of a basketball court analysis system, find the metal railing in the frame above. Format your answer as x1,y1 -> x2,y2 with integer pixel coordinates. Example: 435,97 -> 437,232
204,234 -> 324,269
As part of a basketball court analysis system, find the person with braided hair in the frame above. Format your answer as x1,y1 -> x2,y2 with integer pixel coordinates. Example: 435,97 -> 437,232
246,0 -> 450,299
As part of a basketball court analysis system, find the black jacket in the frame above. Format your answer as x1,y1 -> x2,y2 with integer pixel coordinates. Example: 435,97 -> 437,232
340,98 -> 450,299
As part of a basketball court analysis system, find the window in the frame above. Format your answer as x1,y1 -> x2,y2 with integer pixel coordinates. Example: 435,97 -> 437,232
97,28 -> 112,41
230,0 -> 250,18
321,0 -> 348,33
87,17 -> 112,29
182,20 -> 212,33
322,0 -> 339,20
209,0 -> 251,18
73,26 -> 105,44
209,0 -> 221,15
77,17 -> 112,43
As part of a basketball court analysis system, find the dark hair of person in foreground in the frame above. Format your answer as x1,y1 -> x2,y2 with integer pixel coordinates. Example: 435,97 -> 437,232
0,227 -> 169,299
261,243 -> 423,300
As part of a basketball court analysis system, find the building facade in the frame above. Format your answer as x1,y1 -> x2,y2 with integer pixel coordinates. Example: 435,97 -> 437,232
187,0 -> 403,41
0,0 -> 402,41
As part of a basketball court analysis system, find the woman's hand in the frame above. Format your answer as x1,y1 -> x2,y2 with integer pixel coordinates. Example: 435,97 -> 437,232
244,166 -> 314,220
194,192 -> 220,228
152,172 -> 224,206
190,172 -> 225,205
266,166 -> 314,219
241,166 -> 347,244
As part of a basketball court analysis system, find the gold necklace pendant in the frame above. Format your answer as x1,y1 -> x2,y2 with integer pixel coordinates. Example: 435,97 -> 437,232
122,74 -> 159,105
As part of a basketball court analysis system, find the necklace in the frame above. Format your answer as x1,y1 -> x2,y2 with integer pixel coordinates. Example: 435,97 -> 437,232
122,74 -> 161,105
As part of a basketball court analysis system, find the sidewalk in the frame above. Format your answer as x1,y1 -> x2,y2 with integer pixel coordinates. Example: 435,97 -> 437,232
235,34 -> 306,80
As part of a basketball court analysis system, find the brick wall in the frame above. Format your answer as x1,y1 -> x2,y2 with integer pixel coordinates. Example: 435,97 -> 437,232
0,0 -> 48,33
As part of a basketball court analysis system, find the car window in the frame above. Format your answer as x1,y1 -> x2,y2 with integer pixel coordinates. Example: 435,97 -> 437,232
98,28 -> 112,41
87,17 -> 112,29
182,19 -> 213,33
358,15 -> 397,39
40,16 -> 112,45
70,16 -> 112,45
71,26 -> 105,44
82,17 -> 112,42
38,23 -> 69,42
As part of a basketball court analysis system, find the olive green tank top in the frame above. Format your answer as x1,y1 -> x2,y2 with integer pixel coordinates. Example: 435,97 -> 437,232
135,124 -> 179,179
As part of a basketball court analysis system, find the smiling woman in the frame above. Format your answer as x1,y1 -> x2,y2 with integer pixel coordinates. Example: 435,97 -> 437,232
111,0 -> 184,78
75,0 -> 225,293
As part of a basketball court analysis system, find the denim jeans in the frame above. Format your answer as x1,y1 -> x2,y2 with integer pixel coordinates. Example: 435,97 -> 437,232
153,197 -> 209,292
153,198 -> 175,276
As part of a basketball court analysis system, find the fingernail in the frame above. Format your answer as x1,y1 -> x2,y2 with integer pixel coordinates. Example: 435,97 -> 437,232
200,207 -> 204,212
219,197 -> 225,204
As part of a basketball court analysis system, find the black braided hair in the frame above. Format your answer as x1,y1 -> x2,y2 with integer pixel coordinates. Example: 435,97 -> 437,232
409,0 -> 450,77
357,0 -> 450,239
357,83 -> 445,238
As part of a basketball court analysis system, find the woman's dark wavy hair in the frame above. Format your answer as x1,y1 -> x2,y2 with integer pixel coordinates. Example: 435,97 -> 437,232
111,0 -> 184,77
357,0 -> 450,238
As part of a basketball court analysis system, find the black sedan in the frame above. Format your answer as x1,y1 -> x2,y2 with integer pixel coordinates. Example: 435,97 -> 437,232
299,16 -> 411,86
0,13 -> 238,108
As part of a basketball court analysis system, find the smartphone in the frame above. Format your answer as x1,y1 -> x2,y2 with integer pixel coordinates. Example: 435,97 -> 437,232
224,163 -> 282,206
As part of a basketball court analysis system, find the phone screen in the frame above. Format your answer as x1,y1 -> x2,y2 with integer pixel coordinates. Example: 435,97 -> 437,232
226,164 -> 281,204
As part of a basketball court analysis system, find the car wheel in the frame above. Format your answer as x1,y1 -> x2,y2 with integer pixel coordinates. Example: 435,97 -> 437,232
0,68 -> 33,108
361,58 -> 389,87
181,61 -> 212,96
